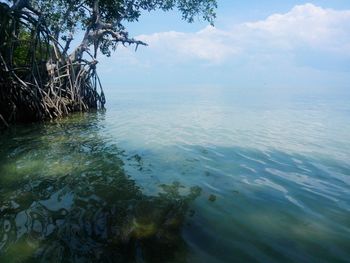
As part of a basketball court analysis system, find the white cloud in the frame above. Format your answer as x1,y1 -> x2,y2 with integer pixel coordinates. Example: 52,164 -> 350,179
133,3 -> 350,64
246,3 -> 350,52
137,26 -> 239,63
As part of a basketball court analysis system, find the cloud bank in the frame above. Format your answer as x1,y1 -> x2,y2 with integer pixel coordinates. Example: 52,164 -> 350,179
135,3 -> 350,65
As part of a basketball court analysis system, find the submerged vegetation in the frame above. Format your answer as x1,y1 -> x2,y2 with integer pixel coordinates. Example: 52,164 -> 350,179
0,1 -> 216,260
0,0 -> 217,127
0,113 -> 202,262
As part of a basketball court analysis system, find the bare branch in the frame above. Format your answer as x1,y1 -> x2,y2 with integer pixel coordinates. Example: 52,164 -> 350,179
10,0 -> 29,10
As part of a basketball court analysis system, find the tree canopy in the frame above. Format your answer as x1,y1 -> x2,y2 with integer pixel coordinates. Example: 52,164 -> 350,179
8,0 -> 217,58
0,0 -> 217,127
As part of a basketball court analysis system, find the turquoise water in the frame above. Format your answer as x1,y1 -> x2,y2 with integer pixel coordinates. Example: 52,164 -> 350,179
1,87 -> 350,262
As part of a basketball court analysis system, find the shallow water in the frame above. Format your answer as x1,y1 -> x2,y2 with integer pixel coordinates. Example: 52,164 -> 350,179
1,87 -> 350,262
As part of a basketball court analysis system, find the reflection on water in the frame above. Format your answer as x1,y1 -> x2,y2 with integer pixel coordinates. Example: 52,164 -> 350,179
0,113 -> 201,263
1,89 -> 350,263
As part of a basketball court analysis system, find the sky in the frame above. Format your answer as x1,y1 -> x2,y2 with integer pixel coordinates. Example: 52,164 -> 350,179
98,1 -> 350,94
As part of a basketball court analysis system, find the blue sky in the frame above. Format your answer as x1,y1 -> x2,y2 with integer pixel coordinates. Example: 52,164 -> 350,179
98,1 -> 350,94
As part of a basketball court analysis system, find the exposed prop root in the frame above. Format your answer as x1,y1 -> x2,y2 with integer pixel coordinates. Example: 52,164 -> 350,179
0,2 -> 105,126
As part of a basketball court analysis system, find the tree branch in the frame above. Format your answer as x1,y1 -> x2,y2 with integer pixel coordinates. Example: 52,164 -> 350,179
69,18 -> 147,61
10,0 -> 29,11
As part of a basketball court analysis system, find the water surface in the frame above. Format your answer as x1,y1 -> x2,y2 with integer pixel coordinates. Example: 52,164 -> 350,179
1,87 -> 350,262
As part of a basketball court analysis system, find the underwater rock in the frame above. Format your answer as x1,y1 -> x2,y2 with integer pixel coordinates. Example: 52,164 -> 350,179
208,194 -> 217,202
